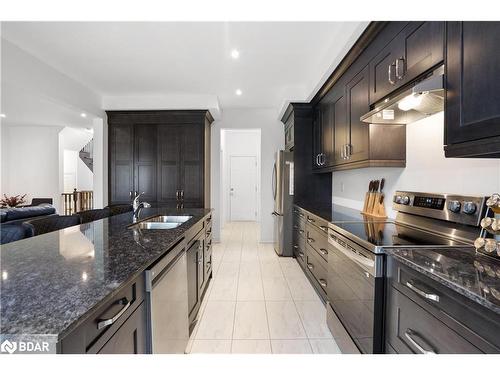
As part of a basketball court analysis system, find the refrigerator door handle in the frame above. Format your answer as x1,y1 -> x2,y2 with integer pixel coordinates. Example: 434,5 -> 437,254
272,161 -> 277,200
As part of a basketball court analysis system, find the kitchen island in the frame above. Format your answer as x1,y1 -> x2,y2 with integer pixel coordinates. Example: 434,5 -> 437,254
0,207 -> 212,354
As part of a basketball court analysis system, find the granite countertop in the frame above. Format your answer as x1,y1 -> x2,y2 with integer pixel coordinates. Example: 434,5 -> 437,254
387,247 -> 500,314
294,201 -> 373,223
0,208 -> 211,340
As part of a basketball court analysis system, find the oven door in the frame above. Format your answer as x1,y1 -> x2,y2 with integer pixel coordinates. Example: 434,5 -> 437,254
327,229 -> 383,353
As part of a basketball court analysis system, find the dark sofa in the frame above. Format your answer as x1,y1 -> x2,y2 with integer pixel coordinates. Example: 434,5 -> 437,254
1,204 -> 57,244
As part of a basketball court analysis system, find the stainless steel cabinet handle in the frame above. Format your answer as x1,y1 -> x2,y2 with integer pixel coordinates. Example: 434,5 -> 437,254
298,251 -> 305,258
395,57 -> 405,80
299,229 -> 304,234
97,298 -> 131,330
320,153 -> 326,166
180,190 -> 184,200
406,281 -> 440,302
404,329 -> 436,354
319,279 -> 327,288
319,225 -> 328,232
293,245 -> 299,249
307,263 -> 314,270
315,154 -> 320,166
319,248 -> 328,256
346,144 -> 352,159
307,218 -> 315,223
307,237 -> 315,243
340,145 -> 345,160
388,62 -> 396,84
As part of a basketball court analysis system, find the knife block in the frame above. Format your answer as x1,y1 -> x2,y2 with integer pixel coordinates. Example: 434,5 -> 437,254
362,192 -> 387,218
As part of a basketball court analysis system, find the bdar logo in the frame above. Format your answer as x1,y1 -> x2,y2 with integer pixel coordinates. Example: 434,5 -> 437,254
1,339 -> 17,354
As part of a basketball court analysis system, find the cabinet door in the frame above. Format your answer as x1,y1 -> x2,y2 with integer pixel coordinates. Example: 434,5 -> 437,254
109,124 -> 134,204
446,22 -> 500,145
181,124 -> 204,207
369,22 -> 444,104
157,125 -> 182,207
321,102 -> 335,168
312,107 -> 323,169
186,240 -> 199,317
97,302 -> 147,354
396,22 -> 444,86
369,36 -> 403,104
333,88 -> 349,165
346,65 -> 370,163
134,124 -> 157,203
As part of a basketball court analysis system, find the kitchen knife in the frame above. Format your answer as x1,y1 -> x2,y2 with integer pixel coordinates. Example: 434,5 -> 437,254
379,178 -> 385,203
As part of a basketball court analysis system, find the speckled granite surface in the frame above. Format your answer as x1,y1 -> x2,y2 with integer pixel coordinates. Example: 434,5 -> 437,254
387,247 -> 500,314
294,201 -> 370,223
0,208 -> 211,339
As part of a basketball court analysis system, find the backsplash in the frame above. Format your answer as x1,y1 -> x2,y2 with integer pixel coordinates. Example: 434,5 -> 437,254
332,112 -> 500,218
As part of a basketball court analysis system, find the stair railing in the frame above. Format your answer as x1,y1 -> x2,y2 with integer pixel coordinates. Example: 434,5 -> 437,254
61,189 -> 93,215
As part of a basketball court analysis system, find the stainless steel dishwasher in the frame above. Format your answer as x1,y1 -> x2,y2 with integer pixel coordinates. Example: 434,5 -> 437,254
145,239 -> 189,354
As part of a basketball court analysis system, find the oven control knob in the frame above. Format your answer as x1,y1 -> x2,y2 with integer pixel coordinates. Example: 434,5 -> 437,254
463,201 -> 477,215
394,195 -> 402,204
448,200 -> 461,213
401,196 -> 410,205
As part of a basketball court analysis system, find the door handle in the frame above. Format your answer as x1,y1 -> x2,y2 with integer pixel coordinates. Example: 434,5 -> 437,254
307,237 -> 315,243
180,190 -> 184,200
319,279 -> 327,288
388,62 -> 396,84
319,248 -> 328,256
97,297 -> 131,330
307,263 -> 314,270
319,225 -> 328,232
395,57 -> 405,80
307,218 -> 315,223
315,154 -> 320,166
320,153 -> 325,166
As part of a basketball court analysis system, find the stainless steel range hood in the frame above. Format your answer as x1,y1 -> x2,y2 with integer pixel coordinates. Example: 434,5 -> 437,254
361,66 -> 444,125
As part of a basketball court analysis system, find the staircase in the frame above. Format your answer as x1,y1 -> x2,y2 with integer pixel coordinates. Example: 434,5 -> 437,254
79,138 -> 94,172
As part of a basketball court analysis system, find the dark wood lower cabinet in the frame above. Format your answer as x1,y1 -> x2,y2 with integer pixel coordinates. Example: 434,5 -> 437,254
97,302 -> 147,354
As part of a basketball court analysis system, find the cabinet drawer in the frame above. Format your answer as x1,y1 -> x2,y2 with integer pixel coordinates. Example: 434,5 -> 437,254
306,224 -> 329,262
293,217 -> 306,238
389,258 -> 500,352
306,245 -> 328,293
386,286 -> 481,354
293,231 -> 306,269
305,213 -> 329,233
96,302 -> 147,354
60,275 -> 145,353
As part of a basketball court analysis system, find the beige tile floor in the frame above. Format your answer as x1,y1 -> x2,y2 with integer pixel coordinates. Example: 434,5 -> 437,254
186,222 -> 342,354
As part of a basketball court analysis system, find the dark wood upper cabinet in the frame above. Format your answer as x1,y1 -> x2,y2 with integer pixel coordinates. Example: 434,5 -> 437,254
445,22 -> 500,157
332,86 -> 349,166
346,65 -> 370,163
312,107 -> 323,169
109,123 -> 134,204
370,22 -> 444,104
157,125 -> 181,206
134,124 -> 157,203
107,110 -> 213,208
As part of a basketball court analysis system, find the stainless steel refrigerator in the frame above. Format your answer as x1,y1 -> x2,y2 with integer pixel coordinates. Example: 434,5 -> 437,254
272,150 -> 293,256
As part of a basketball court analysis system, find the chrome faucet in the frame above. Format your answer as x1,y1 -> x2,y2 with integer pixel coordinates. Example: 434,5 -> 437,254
132,192 -> 151,220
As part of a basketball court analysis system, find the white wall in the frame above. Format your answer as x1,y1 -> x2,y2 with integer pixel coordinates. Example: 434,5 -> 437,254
332,112 -> 500,218
221,129 -> 261,224
1,125 -> 63,208
1,38 -> 107,209
211,108 -> 284,243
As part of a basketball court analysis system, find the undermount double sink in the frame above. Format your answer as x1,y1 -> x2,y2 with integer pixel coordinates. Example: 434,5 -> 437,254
130,215 -> 193,230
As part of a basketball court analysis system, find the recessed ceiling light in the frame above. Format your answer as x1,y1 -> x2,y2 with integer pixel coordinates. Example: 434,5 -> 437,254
231,49 -> 240,59
0,114 -> 6,118
235,89 -> 242,96
80,113 -> 87,118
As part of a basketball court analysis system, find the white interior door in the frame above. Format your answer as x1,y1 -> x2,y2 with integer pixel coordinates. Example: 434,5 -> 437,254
230,156 -> 257,221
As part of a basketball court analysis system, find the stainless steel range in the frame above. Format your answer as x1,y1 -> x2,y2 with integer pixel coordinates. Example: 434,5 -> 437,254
326,191 -> 488,354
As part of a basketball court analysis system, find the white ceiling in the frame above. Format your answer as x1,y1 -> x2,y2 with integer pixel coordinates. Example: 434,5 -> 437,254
1,22 -> 367,111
